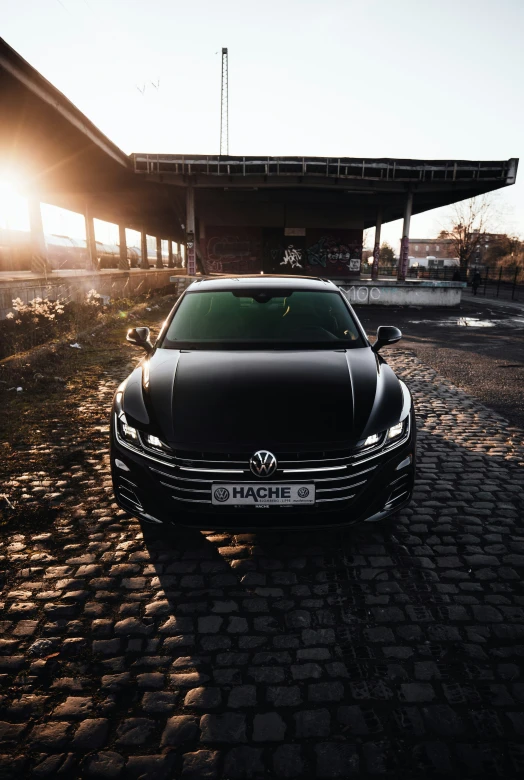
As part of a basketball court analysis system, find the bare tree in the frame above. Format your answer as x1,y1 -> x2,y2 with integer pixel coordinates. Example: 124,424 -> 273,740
362,228 -> 372,250
441,195 -> 497,272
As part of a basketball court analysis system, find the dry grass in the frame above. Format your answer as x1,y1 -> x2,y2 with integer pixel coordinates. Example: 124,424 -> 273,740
0,291 -> 176,530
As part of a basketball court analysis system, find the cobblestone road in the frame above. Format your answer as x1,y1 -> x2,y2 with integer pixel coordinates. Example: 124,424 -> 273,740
1,348 -> 524,778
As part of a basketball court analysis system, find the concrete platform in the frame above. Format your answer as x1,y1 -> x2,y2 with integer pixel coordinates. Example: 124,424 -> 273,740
0,270 -> 464,318
0,267 -> 190,318
336,278 -> 465,306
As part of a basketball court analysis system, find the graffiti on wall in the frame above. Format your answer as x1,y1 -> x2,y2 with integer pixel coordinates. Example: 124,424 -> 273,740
306,236 -> 353,267
304,229 -> 363,277
201,227 -> 364,277
202,227 -> 262,274
281,245 -> 303,269
341,286 -> 382,303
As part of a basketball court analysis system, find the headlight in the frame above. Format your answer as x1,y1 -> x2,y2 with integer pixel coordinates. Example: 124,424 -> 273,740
387,421 -> 404,440
114,391 -> 141,447
121,421 -> 139,443
114,390 -> 172,454
145,434 -> 171,451
387,420 -> 406,441
358,417 -> 407,450
117,413 -> 140,445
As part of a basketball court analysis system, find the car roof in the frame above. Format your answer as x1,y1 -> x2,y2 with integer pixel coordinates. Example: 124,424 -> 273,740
185,275 -> 339,293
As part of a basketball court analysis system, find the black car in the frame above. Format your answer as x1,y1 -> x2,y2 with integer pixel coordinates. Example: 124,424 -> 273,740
111,276 -> 415,530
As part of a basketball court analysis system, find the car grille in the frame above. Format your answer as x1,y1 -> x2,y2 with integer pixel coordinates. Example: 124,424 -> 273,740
144,446 -> 388,508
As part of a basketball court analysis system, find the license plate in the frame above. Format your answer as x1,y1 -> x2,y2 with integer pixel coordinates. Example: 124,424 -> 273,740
212,483 -> 315,506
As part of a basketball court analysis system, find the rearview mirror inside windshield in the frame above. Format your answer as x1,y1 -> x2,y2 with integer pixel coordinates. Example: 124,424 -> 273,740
232,289 -> 294,302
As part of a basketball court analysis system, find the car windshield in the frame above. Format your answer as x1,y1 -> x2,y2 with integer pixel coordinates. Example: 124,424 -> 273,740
160,289 -> 365,350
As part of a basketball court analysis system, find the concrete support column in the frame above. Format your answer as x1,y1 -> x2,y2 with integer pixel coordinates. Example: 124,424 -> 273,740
186,183 -> 196,276
397,192 -> 413,281
118,225 -> 129,271
28,198 -> 50,276
198,222 -> 206,274
156,237 -> 163,268
371,210 -> 382,281
85,204 -> 98,271
167,240 -> 174,268
140,229 -> 149,269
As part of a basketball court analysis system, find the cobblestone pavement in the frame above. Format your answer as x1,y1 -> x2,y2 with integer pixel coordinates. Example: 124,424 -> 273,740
1,347 -> 524,779
358,300 -> 524,429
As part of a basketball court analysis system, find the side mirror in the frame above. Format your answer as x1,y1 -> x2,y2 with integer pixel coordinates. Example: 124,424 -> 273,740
372,325 -> 402,353
127,326 -> 153,353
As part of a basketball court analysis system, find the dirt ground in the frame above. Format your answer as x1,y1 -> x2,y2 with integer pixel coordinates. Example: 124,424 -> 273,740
0,295 -> 175,530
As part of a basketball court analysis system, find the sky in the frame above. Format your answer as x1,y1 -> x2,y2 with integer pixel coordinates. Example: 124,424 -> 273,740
1,0 -> 523,248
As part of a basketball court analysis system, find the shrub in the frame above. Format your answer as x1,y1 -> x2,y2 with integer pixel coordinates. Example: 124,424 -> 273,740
0,290 -> 104,359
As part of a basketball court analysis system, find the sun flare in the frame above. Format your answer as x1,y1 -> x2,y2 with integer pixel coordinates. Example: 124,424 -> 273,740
0,175 -> 30,231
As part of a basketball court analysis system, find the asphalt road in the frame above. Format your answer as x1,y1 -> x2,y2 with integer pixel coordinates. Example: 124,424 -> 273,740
357,294 -> 524,430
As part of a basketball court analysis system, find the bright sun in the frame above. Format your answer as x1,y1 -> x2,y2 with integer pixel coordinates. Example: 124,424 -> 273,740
0,176 -> 30,231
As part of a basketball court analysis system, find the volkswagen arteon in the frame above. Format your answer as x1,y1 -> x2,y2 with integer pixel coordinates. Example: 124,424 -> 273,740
110,276 -> 415,529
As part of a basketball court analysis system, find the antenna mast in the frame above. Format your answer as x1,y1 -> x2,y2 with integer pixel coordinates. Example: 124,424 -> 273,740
220,47 -> 229,156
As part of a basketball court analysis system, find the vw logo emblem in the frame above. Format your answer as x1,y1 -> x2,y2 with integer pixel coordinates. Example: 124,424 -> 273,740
213,487 -> 230,502
250,450 -> 277,478
298,487 -> 309,498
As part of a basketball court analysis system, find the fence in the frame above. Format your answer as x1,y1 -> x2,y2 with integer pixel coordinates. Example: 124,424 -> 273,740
360,265 -> 524,302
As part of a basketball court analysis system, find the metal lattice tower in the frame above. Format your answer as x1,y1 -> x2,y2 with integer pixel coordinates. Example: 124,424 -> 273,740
220,47 -> 229,156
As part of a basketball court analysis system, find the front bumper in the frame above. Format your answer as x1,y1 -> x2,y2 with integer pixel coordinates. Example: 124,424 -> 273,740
110,412 -> 416,531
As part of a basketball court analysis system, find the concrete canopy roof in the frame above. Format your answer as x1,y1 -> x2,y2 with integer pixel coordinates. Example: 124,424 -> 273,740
132,154 -> 519,229
0,37 -> 184,240
0,37 -> 518,238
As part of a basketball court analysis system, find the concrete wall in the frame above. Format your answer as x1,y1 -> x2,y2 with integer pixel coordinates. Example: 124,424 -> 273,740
0,272 -> 464,318
336,280 -> 465,307
200,226 -> 364,278
0,269 -> 192,319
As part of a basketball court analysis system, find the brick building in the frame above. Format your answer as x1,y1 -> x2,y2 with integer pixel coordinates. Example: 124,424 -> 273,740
470,233 -> 507,265
408,234 -> 507,268
407,238 -> 457,268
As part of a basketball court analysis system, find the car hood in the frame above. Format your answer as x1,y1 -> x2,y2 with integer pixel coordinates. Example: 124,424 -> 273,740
123,348 -> 404,451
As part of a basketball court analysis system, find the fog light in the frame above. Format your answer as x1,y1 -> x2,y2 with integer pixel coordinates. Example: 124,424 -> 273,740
115,459 -> 130,472
396,455 -> 412,471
